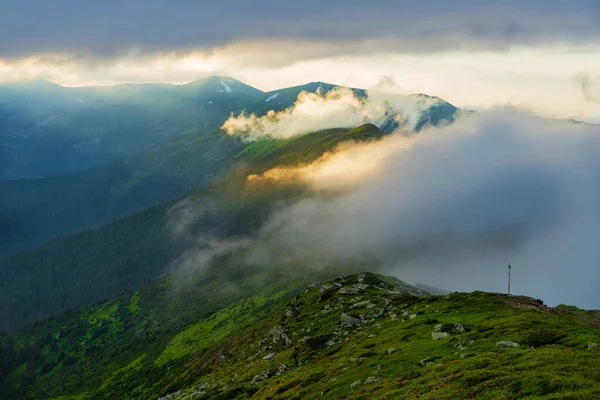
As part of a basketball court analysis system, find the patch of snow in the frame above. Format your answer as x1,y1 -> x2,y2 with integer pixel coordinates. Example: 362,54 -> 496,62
220,80 -> 232,93
265,93 -> 280,102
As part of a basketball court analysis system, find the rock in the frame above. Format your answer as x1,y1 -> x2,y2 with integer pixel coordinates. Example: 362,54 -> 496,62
368,333 -> 377,338
460,353 -> 475,359
276,363 -> 289,375
263,352 -> 276,360
365,376 -> 378,384
334,282 -> 343,287
434,323 -> 465,335
298,336 -> 312,343
326,340 -> 337,347
588,342 -> 598,350
286,307 -> 294,318
388,347 -> 396,354
403,311 -> 410,317
350,380 -> 362,388
409,314 -> 417,319
352,300 -> 372,309
497,341 -> 520,348
420,358 -> 430,366
341,313 -> 361,327
271,326 -> 292,347
320,285 -> 332,292
338,284 -> 365,295
432,332 -> 451,340
251,371 -> 269,384
359,314 -> 366,322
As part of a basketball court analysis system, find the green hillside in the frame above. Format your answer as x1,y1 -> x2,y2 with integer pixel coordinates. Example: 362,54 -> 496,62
0,124 -> 384,332
2,272 -> 599,399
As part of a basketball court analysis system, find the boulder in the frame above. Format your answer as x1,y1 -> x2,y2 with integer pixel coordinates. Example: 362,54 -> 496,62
350,380 -> 362,388
497,341 -> 520,348
432,332 -> 451,340
341,313 -> 362,327
263,352 -> 276,361
388,347 -> 396,354
251,371 -> 269,384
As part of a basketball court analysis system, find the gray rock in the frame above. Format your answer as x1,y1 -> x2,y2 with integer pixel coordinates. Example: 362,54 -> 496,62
365,376 -> 378,384
434,322 -> 465,335
460,353 -> 475,359
497,341 -> 520,348
334,282 -> 343,287
353,300 -> 372,309
368,333 -> 377,338
251,371 -> 269,384
276,363 -> 289,375
285,307 -> 294,318
409,314 -> 417,319
326,340 -> 337,347
341,313 -> 361,327
403,311 -> 410,317
263,352 -> 276,360
320,285 -> 332,292
432,332 -> 451,340
350,380 -> 362,388
387,347 -> 396,354
588,342 -> 598,350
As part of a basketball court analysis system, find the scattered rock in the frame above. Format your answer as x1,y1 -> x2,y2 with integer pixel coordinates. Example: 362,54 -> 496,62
350,380 -> 362,388
368,333 -> 377,338
251,371 -> 269,384
285,308 -> 294,318
403,311 -> 410,317
420,358 -> 430,366
353,300 -> 372,309
388,347 -> 396,354
334,282 -> 343,287
276,364 -> 289,375
271,326 -> 292,347
432,332 -> 451,340
341,313 -> 362,327
409,314 -> 417,319
263,352 -> 276,361
326,339 -> 337,347
320,285 -> 332,292
434,323 -> 465,335
460,353 -> 475,359
365,376 -> 379,384
588,343 -> 598,350
497,341 -> 520,348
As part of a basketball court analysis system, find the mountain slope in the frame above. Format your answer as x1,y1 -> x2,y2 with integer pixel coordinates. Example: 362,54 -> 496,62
2,273 -> 599,399
0,124 -> 385,332
0,77 -> 264,180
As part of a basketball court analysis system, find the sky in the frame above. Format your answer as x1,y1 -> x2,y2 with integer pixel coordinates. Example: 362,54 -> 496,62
1,0 -> 599,121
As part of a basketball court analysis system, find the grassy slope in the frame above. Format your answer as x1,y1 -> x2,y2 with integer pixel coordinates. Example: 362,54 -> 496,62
158,273 -> 600,400
4,272 -> 599,399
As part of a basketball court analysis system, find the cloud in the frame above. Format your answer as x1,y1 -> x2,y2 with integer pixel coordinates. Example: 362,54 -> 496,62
242,113 -> 600,308
221,87 -> 445,140
1,1 -> 599,59
577,73 -> 600,103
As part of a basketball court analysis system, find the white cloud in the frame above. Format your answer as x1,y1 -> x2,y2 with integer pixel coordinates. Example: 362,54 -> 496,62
221,86 -> 444,140
245,113 -> 600,308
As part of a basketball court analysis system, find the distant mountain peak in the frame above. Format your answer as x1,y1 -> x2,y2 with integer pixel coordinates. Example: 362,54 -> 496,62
182,75 -> 263,95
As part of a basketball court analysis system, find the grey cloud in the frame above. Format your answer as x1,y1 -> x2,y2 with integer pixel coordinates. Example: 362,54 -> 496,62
1,0 -> 599,59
